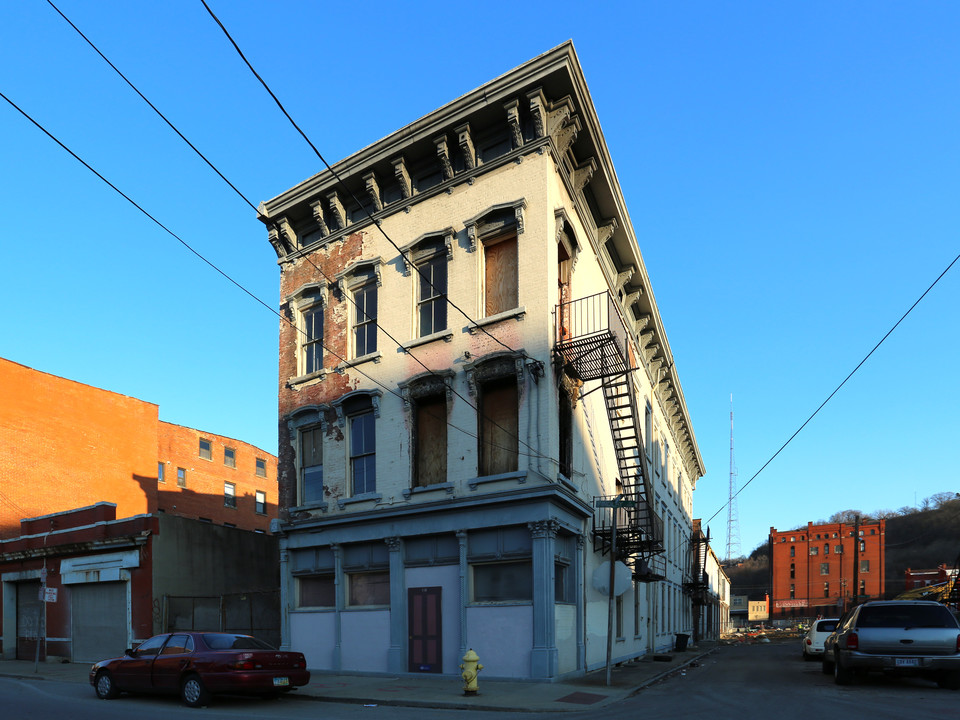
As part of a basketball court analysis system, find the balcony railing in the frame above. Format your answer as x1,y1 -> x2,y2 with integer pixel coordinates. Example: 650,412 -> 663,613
555,291 -> 629,382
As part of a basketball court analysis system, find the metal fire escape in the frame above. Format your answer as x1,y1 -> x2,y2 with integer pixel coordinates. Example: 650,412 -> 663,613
554,291 -> 665,581
685,521 -> 710,602
684,520 -> 711,643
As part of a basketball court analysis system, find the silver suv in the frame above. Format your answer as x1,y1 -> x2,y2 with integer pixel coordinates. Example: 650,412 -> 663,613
822,600 -> 960,688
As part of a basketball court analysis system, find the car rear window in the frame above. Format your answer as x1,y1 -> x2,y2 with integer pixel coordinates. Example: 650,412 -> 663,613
201,633 -> 275,650
857,604 -> 957,629
815,620 -> 837,632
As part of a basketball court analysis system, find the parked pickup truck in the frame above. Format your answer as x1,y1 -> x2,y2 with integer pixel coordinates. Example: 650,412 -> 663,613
822,600 -> 960,689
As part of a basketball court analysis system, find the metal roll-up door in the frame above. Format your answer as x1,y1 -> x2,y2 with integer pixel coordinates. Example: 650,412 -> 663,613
16,581 -> 42,661
71,582 -> 127,662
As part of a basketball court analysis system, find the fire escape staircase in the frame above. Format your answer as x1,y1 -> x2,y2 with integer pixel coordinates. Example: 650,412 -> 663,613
554,291 -> 665,582
684,523 -> 710,604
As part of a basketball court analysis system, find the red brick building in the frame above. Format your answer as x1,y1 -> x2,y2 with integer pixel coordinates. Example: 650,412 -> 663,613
0,357 -> 277,537
769,519 -> 886,622
0,357 -> 280,662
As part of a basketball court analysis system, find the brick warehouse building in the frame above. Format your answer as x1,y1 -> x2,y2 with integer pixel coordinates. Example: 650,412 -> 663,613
0,357 -> 280,661
769,519 -> 886,622
259,43 -> 721,680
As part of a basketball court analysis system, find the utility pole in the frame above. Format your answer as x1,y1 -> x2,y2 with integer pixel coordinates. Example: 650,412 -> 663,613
598,495 -> 636,687
853,515 -> 861,606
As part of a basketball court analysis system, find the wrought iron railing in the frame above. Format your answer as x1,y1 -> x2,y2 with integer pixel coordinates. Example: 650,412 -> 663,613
554,292 -> 629,381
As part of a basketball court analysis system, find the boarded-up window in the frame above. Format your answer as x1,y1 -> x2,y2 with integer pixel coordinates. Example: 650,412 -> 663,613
478,376 -> 518,476
483,232 -> 518,316
473,561 -> 532,602
299,575 -> 335,607
348,571 -> 390,606
415,394 -> 447,487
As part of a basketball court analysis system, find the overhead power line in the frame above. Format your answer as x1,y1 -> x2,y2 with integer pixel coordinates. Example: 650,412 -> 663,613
706,249 -> 960,527
46,0 -> 559,468
0,89 -> 545,464
198,0 -> 536,364
46,0 -> 258,213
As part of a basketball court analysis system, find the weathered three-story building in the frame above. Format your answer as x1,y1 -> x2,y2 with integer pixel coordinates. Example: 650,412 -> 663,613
260,42 -> 704,679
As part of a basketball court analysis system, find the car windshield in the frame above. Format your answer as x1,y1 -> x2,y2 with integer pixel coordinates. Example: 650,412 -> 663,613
201,633 -> 275,650
857,604 -> 957,629
815,621 -> 837,633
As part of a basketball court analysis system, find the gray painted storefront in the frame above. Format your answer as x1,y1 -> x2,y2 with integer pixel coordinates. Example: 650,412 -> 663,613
279,484 -> 591,679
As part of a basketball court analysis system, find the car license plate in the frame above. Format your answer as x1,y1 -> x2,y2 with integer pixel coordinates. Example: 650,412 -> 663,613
273,677 -> 290,686
895,658 -> 919,668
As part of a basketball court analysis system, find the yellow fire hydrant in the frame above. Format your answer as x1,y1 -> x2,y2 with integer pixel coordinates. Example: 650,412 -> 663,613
460,649 -> 483,695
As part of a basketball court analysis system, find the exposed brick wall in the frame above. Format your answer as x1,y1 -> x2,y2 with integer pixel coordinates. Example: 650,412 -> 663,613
770,520 -> 886,619
158,422 -> 277,532
276,231 -> 365,518
0,358 -> 157,538
0,358 -> 278,538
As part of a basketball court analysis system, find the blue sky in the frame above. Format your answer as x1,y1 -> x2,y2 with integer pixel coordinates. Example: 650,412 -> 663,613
1,1 -> 957,556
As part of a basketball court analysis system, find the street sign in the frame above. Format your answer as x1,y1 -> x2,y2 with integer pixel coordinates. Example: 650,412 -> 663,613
597,499 -> 638,508
42,587 -> 57,603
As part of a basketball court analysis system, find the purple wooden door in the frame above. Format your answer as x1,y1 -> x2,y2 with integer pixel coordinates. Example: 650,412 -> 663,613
408,587 -> 442,673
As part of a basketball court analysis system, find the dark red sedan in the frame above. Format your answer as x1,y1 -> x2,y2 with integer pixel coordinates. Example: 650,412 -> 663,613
89,632 -> 310,707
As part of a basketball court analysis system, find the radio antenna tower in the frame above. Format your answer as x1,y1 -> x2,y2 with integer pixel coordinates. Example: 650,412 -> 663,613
725,393 -> 742,562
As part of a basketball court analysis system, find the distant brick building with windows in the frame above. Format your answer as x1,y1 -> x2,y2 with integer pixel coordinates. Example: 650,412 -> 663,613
0,357 -> 280,662
769,520 -> 886,622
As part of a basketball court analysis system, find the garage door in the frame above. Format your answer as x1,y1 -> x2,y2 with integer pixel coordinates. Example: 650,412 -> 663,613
16,581 -> 42,661
71,582 -> 128,663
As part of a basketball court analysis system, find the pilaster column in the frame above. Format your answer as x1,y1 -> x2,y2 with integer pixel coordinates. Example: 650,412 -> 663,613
332,544 -> 342,670
386,537 -> 406,672
529,519 -> 560,678
278,543 -> 291,650
575,534 -> 585,670
457,529 -> 468,658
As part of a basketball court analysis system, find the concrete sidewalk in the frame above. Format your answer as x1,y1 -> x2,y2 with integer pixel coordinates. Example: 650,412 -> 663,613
0,642 -> 717,712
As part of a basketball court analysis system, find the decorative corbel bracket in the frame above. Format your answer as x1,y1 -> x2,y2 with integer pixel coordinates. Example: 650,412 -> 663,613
434,134 -> 454,181
573,157 -> 597,194
615,266 -> 636,295
504,98 -> 523,149
392,156 -> 413,200
327,191 -> 346,231
363,172 -> 383,213
309,200 -> 329,238
455,123 -> 476,170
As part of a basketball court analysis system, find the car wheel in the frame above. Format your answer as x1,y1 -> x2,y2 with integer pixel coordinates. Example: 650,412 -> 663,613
802,650 -> 812,662
181,674 -> 211,708
821,656 -> 833,675
833,652 -> 853,685
94,670 -> 119,700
